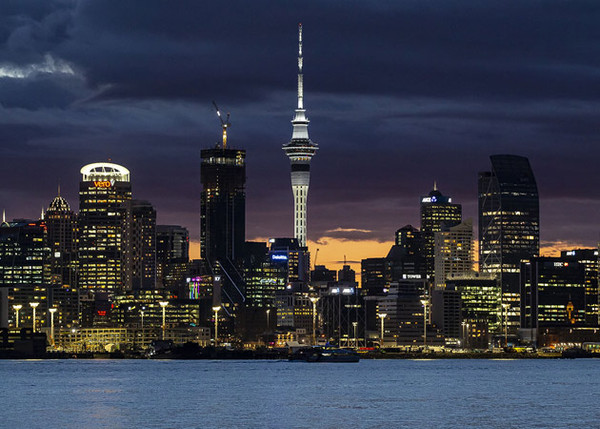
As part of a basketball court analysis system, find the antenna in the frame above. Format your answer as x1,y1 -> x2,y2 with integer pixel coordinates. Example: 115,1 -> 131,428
297,23 -> 304,110
212,101 -> 231,149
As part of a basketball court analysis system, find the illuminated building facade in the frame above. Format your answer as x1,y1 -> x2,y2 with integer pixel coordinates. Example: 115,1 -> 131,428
268,238 -> 309,286
560,249 -> 599,326
78,162 -> 132,291
0,219 -> 50,328
243,241 -> 286,308
479,154 -> 539,330
122,200 -> 156,291
420,186 -> 462,280
445,272 -> 501,348
282,24 -> 318,247
45,193 -> 77,288
434,219 -> 474,288
521,257 -> 588,345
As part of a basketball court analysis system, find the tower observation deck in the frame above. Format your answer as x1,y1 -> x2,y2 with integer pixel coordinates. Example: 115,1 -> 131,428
282,23 -> 318,248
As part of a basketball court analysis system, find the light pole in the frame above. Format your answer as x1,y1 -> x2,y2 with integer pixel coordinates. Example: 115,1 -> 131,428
141,307 -> 145,331
502,303 -> 510,347
12,304 -> 22,328
49,308 -> 57,347
266,308 -> 271,331
29,302 -> 39,332
461,321 -> 466,349
159,301 -> 168,340
212,306 -> 221,346
309,297 -> 319,345
352,321 -> 358,349
420,298 -> 430,348
378,313 -> 387,347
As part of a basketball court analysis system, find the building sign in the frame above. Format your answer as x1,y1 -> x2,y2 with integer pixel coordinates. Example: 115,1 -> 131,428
93,180 -> 114,188
271,253 -> 288,261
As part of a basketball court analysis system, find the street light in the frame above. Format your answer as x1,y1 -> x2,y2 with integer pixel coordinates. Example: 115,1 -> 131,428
12,304 -> 22,328
502,303 -> 510,347
420,298 -> 430,348
378,313 -> 387,347
309,297 -> 319,345
266,308 -> 271,331
352,321 -> 358,349
49,308 -> 57,347
159,301 -> 168,340
140,307 -> 145,331
29,302 -> 39,332
212,306 -> 221,346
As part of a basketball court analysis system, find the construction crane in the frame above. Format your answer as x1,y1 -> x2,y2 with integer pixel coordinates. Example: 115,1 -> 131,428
313,248 -> 320,270
212,101 -> 231,149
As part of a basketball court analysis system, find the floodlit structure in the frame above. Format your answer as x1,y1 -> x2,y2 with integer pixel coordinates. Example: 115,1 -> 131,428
78,162 -> 132,291
283,24 -> 318,248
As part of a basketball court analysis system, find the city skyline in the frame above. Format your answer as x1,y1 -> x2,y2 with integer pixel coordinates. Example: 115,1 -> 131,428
1,2 -> 599,273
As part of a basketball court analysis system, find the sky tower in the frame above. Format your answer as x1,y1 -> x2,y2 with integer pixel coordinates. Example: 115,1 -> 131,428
283,23 -> 318,248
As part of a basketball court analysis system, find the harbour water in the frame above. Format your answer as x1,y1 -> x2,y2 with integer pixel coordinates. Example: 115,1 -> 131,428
1,359 -> 599,428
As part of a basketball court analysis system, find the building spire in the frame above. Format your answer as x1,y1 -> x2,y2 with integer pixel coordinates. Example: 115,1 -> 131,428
297,23 -> 303,110
2,210 -> 5,223
433,180 -> 438,191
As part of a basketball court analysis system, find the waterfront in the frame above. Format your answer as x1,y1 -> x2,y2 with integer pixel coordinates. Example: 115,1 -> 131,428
1,359 -> 599,428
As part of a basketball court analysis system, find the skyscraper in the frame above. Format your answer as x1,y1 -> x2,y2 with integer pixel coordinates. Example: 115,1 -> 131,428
478,154 -> 539,327
434,219 -> 474,288
200,148 -> 246,265
420,185 -> 462,280
45,191 -> 77,287
122,200 -> 156,291
282,24 -> 318,248
78,162 -> 132,291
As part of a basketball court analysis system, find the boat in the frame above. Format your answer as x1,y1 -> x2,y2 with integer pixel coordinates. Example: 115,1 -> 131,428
289,346 -> 360,362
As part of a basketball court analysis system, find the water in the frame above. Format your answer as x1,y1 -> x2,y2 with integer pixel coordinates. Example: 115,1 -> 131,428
1,359 -> 599,428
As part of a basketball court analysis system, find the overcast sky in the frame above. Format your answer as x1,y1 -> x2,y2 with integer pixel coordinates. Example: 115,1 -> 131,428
1,1 -> 599,265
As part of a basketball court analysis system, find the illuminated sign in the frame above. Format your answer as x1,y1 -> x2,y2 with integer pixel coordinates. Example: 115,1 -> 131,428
93,180 -> 114,188
271,254 -> 288,261
97,310 -> 107,316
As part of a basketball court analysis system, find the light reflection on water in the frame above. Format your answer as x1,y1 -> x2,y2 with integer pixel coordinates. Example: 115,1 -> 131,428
1,359 -> 599,428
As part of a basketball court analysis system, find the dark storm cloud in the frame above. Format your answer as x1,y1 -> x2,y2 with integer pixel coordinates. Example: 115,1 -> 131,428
0,0 -> 599,251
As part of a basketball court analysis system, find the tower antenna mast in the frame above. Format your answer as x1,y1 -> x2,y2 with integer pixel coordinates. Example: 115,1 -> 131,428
212,101 -> 231,149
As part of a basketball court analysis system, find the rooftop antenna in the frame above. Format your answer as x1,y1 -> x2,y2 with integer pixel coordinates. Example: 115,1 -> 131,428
212,101 -> 231,149
2,210 -> 5,223
433,180 -> 438,191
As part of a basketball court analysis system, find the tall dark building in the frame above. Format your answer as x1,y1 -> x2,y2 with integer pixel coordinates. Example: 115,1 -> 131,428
200,147 -> 246,265
78,162 -> 132,291
560,249 -> 599,326
122,200 -> 156,291
420,186 -> 462,280
156,225 -> 189,292
521,257 -> 589,345
45,192 -> 77,287
479,154 -> 539,328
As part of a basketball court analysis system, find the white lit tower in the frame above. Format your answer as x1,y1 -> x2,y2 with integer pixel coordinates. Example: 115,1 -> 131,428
283,24 -> 318,248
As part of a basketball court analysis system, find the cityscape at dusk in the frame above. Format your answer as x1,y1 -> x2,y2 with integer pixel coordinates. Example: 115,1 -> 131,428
1,2 -> 600,427
1,1 -> 599,273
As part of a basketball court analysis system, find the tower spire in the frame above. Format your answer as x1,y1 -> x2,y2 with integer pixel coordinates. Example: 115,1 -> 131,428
297,23 -> 303,110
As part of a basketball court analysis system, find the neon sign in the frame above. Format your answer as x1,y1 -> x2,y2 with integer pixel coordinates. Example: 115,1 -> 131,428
93,180 -> 113,188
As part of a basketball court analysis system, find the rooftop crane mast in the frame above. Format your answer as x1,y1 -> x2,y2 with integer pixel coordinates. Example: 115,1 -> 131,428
212,101 -> 231,149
